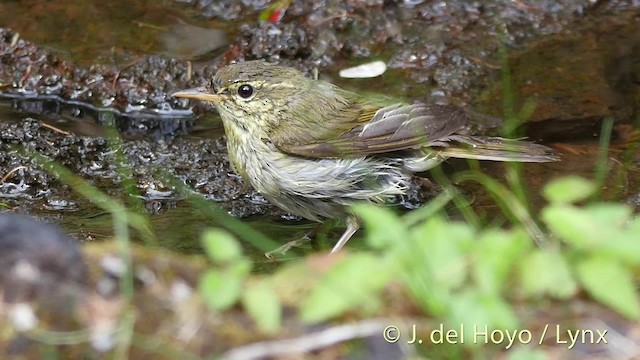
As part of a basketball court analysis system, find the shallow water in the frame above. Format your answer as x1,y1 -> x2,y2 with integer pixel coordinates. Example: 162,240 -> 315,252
1,0 -> 639,265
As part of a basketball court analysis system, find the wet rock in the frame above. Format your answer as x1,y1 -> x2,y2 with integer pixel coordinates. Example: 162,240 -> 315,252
0,28 -> 193,113
0,118 -> 280,220
0,213 -> 105,356
235,21 -> 315,62
160,24 -> 228,60
0,213 -> 87,303
473,9 -> 640,141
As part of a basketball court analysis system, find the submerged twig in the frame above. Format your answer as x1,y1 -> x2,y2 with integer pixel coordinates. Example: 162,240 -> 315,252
1,166 -> 28,184
222,319 -> 393,360
41,123 -> 71,135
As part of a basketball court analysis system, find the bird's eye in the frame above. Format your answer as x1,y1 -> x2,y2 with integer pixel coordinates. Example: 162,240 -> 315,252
237,84 -> 254,98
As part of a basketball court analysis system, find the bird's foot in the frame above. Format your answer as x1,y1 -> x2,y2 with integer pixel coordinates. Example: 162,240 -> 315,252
264,236 -> 312,260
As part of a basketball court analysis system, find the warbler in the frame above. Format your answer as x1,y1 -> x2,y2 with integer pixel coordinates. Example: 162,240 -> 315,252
174,61 -> 558,253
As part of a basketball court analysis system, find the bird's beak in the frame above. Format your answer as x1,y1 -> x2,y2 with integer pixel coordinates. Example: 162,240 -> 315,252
172,87 -> 221,102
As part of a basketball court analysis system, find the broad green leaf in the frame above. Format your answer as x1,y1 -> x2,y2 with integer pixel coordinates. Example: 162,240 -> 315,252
576,256 -> 640,319
402,267 -> 450,317
473,228 -> 530,295
543,203 -> 635,255
351,204 -> 408,249
202,228 -> 243,262
242,281 -> 281,333
393,217 -> 473,315
585,203 -> 632,228
600,226 -> 640,265
542,205 -> 602,248
229,258 -> 253,277
480,295 -> 520,332
199,269 -> 243,310
629,216 -> 640,234
449,290 -> 519,345
199,259 -> 251,311
542,176 -> 595,203
520,249 -> 577,299
301,254 -> 392,323
412,218 -> 474,291
449,291 -> 493,347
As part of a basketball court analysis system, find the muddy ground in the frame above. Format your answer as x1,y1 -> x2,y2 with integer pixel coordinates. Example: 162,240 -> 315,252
1,1 -> 639,247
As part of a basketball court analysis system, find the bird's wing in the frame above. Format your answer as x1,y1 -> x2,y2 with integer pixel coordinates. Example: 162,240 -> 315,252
273,102 -> 468,158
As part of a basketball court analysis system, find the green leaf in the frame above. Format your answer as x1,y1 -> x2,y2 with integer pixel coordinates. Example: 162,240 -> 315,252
413,218 -> 474,291
473,228 -> 530,295
229,258 -> 253,277
585,203 -> 632,227
449,290 -> 519,344
599,220 -> 640,265
202,228 -> 243,262
629,216 -> 640,233
576,255 -> 640,319
542,176 -> 595,203
199,269 -> 243,310
520,249 -> 577,299
543,203 -> 634,252
542,204 -> 602,248
351,204 -> 408,249
301,254 -> 392,323
480,295 -> 520,331
242,281 -> 281,333
393,217 -> 474,316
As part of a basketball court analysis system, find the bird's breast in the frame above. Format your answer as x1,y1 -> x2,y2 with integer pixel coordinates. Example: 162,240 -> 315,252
223,126 -> 284,195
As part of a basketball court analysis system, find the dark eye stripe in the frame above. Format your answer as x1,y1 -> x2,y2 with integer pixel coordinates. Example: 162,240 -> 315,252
212,78 -> 222,92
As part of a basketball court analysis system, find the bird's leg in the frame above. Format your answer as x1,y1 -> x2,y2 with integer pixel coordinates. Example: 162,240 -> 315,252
264,225 -> 320,259
331,216 -> 360,253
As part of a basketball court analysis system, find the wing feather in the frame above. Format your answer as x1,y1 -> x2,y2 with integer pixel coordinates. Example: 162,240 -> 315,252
275,102 -> 468,158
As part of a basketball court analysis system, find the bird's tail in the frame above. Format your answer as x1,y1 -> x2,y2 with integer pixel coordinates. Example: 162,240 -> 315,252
434,135 -> 559,162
